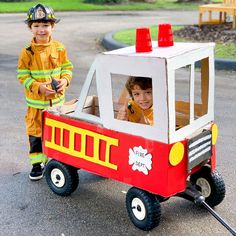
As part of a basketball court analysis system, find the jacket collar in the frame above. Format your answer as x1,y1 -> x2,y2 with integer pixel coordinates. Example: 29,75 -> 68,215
30,37 -> 53,52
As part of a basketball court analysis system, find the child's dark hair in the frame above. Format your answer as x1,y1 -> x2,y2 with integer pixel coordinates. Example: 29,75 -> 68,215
125,76 -> 152,97
28,20 -> 55,28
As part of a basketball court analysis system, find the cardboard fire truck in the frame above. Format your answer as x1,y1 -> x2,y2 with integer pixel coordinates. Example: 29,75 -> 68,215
42,42 -> 226,231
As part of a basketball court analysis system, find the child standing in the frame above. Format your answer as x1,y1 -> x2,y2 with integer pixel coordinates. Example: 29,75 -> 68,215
117,76 -> 153,125
17,4 -> 73,180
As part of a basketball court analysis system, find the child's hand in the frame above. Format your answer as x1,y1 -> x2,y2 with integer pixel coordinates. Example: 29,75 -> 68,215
56,78 -> 68,93
39,82 -> 56,96
117,101 -> 128,121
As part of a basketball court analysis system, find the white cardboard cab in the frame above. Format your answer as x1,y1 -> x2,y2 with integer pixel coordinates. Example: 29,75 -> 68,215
69,42 -> 215,144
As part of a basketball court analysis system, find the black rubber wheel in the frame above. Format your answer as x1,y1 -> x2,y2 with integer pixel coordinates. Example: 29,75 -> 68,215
126,187 -> 161,231
190,166 -> 225,207
45,160 -> 79,196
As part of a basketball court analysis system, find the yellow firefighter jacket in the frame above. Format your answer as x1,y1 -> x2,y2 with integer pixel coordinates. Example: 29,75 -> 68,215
127,100 -> 153,125
17,37 -> 73,109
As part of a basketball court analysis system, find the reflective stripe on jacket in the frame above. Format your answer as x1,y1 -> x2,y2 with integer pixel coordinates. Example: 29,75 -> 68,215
17,37 -> 73,109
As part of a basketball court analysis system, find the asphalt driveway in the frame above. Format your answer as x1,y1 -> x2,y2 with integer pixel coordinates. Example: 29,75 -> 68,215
0,11 -> 235,236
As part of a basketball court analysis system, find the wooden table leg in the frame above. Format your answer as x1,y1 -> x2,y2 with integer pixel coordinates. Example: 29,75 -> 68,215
199,12 -> 203,26
233,10 -> 236,29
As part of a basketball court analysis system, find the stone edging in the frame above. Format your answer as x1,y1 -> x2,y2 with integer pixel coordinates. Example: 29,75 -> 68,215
101,31 -> 236,71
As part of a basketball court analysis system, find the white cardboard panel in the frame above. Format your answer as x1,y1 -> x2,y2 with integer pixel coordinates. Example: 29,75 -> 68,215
170,113 -> 214,143
208,50 -> 215,116
71,42 -> 215,144
190,63 -> 195,124
73,56 -> 102,124
105,42 -> 215,59
167,45 -> 214,70
96,54 -> 169,143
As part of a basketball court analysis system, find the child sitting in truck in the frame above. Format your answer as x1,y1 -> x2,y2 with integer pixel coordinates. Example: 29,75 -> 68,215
117,76 -> 153,125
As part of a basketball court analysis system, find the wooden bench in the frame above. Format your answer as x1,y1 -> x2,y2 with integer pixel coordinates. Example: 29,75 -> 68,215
199,0 -> 236,28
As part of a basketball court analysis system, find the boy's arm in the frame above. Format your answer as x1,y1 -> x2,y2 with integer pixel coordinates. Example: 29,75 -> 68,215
59,47 -> 73,87
17,49 -> 41,94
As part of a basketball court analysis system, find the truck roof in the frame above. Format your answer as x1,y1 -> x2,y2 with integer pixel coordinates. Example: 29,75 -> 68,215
104,42 -> 215,59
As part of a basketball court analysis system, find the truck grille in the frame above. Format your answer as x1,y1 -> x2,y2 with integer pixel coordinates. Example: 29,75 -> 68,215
188,130 -> 212,171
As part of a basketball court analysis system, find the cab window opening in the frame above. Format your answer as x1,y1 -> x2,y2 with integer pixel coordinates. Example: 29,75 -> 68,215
81,73 -> 100,117
111,74 -> 154,126
175,57 -> 210,130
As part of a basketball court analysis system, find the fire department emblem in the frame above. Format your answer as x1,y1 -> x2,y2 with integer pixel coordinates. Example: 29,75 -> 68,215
128,146 -> 152,175
36,7 -> 45,19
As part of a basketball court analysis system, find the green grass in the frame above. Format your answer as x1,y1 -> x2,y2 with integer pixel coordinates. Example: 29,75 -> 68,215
0,0 -> 221,13
113,26 -> 236,59
215,43 -> 236,59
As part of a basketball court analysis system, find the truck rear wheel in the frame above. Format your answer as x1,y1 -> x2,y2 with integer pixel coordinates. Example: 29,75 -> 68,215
126,187 -> 161,231
45,160 -> 79,196
190,166 -> 225,207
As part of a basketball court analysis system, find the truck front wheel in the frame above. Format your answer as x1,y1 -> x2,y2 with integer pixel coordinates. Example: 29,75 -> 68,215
126,187 -> 161,231
45,160 -> 79,196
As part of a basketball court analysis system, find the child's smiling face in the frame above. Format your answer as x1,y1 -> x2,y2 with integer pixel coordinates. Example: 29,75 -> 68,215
30,21 -> 54,44
131,85 -> 153,110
